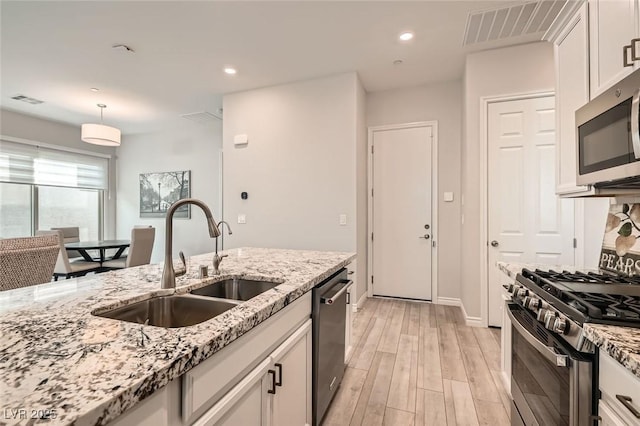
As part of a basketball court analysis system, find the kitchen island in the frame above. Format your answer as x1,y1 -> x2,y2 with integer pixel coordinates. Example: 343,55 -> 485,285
0,247 -> 355,425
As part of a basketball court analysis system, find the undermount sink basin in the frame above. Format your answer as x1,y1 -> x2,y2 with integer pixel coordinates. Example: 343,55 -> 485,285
93,294 -> 239,328
191,278 -> 280,301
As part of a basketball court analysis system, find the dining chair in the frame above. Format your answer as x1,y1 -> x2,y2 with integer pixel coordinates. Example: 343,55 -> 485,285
51,226 -> 81,259
102,226 -> 155,269
35,230 -> 101,280
0,235 -> 60,291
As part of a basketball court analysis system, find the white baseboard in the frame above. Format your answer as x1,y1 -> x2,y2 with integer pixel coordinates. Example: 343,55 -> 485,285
356,293 -> 367,312
460,301 -> 483,327
436,297 -> 483,327
436,297 -> 461,307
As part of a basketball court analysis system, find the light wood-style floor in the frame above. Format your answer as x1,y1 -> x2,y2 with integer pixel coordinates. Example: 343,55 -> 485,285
323,298 -> 511,426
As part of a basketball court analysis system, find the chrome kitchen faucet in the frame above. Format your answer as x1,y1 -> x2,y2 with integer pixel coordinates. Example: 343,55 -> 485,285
161,198 -> 221,289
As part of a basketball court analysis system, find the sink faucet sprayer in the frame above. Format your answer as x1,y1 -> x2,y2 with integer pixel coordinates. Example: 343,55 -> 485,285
213,221 -> 233,274
161,198 -> 220,289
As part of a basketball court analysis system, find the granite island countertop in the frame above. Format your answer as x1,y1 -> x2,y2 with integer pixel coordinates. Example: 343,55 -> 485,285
496,261 -> 640,380
0,247 -> 355,426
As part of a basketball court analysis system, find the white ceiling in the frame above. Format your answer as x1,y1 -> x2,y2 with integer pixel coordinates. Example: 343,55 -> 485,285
1,1 -> 548,135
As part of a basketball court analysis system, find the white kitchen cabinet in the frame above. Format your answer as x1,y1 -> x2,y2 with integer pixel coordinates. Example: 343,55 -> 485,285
196,320 -> 312,426
555,3 -> 593,196
598,401 -> 627,426
192,358 -> 271,426
598,350 -> 640,425
588,0 -> 640,98
269,320 -> 312,426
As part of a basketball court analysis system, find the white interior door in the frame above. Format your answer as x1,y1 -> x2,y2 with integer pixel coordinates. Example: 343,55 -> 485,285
371,125 -> 433,300
488,96 -> 574,326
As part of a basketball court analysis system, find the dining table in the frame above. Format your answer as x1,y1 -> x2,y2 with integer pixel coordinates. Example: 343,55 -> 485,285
64,239 -> 131,263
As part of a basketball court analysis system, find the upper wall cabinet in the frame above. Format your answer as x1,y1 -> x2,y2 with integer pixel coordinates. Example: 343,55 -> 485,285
555,3 -> 594,195
589,0 -> 640,98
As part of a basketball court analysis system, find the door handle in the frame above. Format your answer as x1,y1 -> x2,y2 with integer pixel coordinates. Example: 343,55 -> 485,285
491,240 -> 499,247
632,38 -> 640,61
274,363 -> 283,387
267,369 -> 277,394
624,44 -> 635,67
616,395 -> 640,418
419,234 -> 430,239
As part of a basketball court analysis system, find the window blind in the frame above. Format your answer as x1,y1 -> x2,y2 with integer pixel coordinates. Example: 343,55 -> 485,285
0,139 -> 109,190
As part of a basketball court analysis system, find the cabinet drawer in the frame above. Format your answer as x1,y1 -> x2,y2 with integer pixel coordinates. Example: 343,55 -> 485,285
183,292 -> 311,424
599,350 -> 640,424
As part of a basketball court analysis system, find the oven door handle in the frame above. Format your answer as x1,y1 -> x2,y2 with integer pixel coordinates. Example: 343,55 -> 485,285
632,88 -> 640,159
507,305 -> 569,367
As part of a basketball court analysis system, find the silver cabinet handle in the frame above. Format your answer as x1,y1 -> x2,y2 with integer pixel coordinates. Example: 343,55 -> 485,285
491,240 -> 499,247
419,234 -> 430,239
632,89 -> 640,159
321,280 -> 352,305
616,395 -> 640,418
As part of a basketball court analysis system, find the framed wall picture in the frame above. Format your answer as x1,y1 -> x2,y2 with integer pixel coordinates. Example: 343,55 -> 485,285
139,170 -> 191,218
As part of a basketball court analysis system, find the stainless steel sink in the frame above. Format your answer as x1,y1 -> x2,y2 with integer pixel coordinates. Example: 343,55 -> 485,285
191,278 -> 280,301
93,294 -> 239,328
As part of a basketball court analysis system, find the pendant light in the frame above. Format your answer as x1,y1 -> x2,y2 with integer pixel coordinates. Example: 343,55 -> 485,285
81,104 -> 121,146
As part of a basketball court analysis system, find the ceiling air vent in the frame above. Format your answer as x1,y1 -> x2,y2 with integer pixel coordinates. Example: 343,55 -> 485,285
11,94 -> 44,105
463,0 -> 568,46
180,111 -> 222,123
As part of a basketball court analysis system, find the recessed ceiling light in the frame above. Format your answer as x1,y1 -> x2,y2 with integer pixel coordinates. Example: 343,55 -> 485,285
393,59 -> 403,65
90,88 -> 99,92
224,67 -> 237,75
399,32 -> 414,41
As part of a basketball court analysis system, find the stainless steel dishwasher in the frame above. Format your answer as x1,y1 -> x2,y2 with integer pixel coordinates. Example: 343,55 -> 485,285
312,268 -> 352,426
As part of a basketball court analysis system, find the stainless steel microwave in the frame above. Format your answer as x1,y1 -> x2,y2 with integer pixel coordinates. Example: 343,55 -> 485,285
576,68 -> 640,188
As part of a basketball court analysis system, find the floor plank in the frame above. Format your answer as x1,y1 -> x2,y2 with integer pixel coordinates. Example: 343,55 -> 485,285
459,344 -> 502,403
490,369 -> 511,419
350,317 -> 386,371
401,302 -> 421,337
378,301 -> 407,353
331,300 -> 512,426
383,408 -> 415,426
417,326 -> 443,392
387,334 -> 418,412
350,351 -> 384,426
442,379 -> 457,426
360,352 -> 396,426
323,367 -> 368,426
475,400 -> 510,426
415,388 -> 447,426
435,304 -> 450,325
450,380 -> 480,426
438,324 -> 467,382
472,327 -> 501,371
419,303 -> 437,329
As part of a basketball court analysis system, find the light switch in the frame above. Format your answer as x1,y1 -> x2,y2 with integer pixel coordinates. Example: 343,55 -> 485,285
234,134 -> 248,146
339,214 -> 347,225
237,214 -> 246,224
444,192 -> 454,202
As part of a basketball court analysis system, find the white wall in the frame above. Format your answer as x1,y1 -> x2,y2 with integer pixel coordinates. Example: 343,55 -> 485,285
222,73 -> 366,296
0,108 -> 117,237
355,78 -> 368,300
116,119 -> 222,263
366,80 -> 463,300
462,42 -> 556,318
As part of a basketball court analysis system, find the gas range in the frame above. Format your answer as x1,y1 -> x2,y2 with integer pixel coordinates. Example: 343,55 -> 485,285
505,268 -> 640,352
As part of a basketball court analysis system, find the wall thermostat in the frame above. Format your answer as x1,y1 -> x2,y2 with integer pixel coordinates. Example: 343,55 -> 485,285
241,192 -> 248,200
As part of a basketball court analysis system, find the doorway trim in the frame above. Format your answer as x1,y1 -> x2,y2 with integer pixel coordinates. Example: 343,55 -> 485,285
367,121 -> 439,301
479,90 -> 555,327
